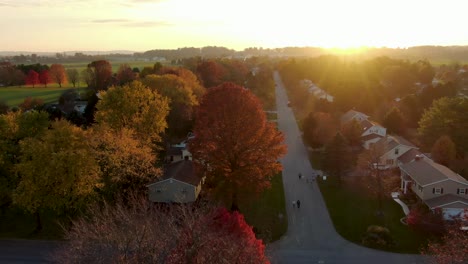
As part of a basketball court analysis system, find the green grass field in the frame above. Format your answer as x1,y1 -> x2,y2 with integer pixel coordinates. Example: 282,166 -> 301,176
0,85 -> 88,107
240,173 -> 288,243
62,60 -> 167,73
317,176 -> 431,253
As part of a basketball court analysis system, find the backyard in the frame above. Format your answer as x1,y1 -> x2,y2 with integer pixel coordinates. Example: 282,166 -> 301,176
0,85 -> 87,107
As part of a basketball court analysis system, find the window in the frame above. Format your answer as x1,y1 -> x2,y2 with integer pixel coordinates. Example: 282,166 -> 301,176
386,159 -> 394,165
394,148 -> 399,155
458,188 -> 467,195
156,189 -> 162,193
181,188 -> 187,193
433,188 -> 444,194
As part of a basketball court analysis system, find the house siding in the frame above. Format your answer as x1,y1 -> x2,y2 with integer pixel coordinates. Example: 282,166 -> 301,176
148,180 -> 198,203
362,126 -> 386,137
421,180 -> 468,200
380,145 -> 414,169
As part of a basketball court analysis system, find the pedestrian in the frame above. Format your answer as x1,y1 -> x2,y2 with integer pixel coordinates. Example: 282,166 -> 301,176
297,200 -> 301,208
292,200 -> 296,208
298,173 -> 302,179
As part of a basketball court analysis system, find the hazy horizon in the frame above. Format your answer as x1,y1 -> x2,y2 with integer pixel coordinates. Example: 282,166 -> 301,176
1,0 -> 468,52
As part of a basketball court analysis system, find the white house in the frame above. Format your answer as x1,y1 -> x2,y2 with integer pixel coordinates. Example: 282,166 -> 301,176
362,133 -> 384,150
377,135 -> 418,169
360,119 -> 387,138
301,79 -> 334,102
340,109 -> 369,126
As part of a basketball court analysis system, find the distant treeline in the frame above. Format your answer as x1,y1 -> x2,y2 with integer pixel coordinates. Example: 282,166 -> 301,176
3,45 -> 468,64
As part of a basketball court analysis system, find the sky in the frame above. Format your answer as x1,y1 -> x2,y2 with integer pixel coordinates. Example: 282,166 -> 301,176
1,0 -> 467,52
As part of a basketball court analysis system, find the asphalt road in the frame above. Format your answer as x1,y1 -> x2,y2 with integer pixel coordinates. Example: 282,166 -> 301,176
0,239 -> 60,264
267,71 -> 427,264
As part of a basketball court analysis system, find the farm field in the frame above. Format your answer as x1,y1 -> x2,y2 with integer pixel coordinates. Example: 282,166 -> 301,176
62,60 -> 168,72
0,85 -> 88,107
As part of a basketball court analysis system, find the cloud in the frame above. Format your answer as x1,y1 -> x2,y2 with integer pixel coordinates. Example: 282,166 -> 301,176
123,21 -> 171,27
90,18 -> 171,27
92,19 -> 130,23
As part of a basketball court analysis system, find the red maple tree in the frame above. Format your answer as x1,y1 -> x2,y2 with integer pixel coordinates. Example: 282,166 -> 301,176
38,70 -> 52,88
196,60 -> 226,88
190,82 -> 286,209
25,70 -> 39,87
88,60 -> 113,91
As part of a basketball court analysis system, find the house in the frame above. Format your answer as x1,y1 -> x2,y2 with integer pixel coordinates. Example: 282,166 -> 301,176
147,159 -> 202,203
165,134 -> 194,163
360,119 -> 386,138
340,109 -> 369,126
400,156 -> 468,220
362,133 -> 384,149
376,135 -> 418,169
300,79 -> 334,102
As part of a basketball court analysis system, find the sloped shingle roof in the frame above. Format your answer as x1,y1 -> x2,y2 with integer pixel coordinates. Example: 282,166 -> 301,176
163,160 -> 201,186
397,149 -> 423,164
400,159 -> 468,186
340,110 -> 369,124
425,194 -> 468,209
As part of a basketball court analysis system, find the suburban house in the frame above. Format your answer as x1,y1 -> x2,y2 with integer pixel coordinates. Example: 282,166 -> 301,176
376,135 -> 419,169
360,119 -> 386,138
400,156 -> 468,219
340,109 -> 369,126
165,134 -> 194,163
147,159 -> 202,203
362,133 -> 384,149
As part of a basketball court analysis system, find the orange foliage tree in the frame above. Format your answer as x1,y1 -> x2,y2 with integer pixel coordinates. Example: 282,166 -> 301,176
190,82 -> 286,209
52,197 -> 269,264
49,64 -> 67,87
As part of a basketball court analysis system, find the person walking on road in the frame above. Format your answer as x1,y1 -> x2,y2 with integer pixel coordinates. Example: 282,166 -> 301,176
297,200 -> 301,209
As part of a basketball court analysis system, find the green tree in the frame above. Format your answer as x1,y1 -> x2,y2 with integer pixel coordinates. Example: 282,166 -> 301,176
95,81 -> 170,145
431,135 -> 456,167
13,120 -> 101,231
418,97 -> 468,152
323,133 -> 351,185
66,68 -> 80,88
383,107 -> 405,134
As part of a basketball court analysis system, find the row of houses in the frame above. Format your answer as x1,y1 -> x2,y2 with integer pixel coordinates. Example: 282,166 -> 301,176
300,79 -> 334,102
341,110 -> 468,220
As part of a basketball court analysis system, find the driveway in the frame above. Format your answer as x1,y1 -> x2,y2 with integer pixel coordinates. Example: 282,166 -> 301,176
268,71 -> 427,264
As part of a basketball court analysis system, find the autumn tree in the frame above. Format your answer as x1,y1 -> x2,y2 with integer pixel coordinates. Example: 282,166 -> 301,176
13,120 -> 100,231
38,69 -> 52,88
25,70 -> 39,87
323,132 -> 352,185
189,82 -> 286,210
66,68 -> 79,88
159,66 -> 206,100
196,60 -> 226,88
49,64 -> 67,87
143,74 -> 198,138
88,126 -> 160,200
383,107 -> 405,134
52,197 -> 269,264
116,64 -> 136,85
341,119 -> 363,147
431,135 -> 456,167
422,215 -> 468,264
418,97 -> 468,152
303,112 -> 337,148
0,111 -> 50,213
95,81 -> 170,144
87,60 -> 112,91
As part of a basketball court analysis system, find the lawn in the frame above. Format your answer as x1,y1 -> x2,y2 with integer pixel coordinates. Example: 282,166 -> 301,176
317,176 -> 432,253
0,206 -> 65,240
62,60 -> 166,73
0,85 -> 88,107
240,173 -> 288,243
